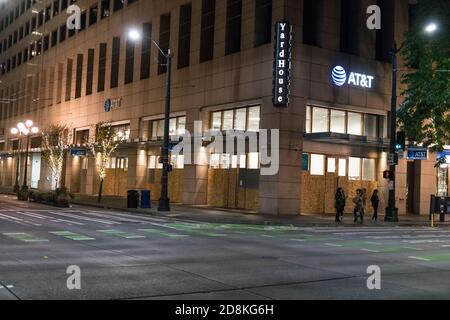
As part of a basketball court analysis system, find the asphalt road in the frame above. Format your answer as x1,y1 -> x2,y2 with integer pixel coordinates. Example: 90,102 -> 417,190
1,196 -> 450,300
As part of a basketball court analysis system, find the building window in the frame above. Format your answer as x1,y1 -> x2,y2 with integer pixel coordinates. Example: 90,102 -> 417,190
310,154 -> 325,175
158,13 -> 171,75
200,0 -> 215,62
330,109 -> 346,134
75,54 -> 83,99
305,106 -> 311,133
65,59 -> 73,101
79,11 -> 87,31
347,112 -> 362,135
340,0 -> 360,55
111,124 -> 130,141
51,29 -> 58,47
86,49 -> 94,95
98,43 -> 107,92
254,0 -> 272,47
113,0 -> 124,12
303,0 -> 323,46
140,22 -> 152,80
225,0 -> 242,55
364,114 -> 378,138
210,106 -> 260,132
338,159 -> 346,177
248,152 -> 260,169
311,107 -> 328,133
151,116 -> 186,139
110,37 -> 120,88
124,38 -> 135,84
178,3 -> 192,69
101,0 -> 110,19
234,108 -> 247,131
362,158 -> 376,181
348,157 -> 361,180
327,157 -> 336,173
53,0 -> 60,16
59,24 -> 66,42
75,129 -> 89,145
89,4 -> 98,25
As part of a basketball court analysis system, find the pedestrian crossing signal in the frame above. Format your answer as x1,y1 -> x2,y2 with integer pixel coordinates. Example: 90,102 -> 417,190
383,170 -> 391,179
396,131 -> 406,151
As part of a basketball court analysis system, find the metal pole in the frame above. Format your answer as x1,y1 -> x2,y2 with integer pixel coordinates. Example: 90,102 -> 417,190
158,49 -> 172,212
13,137 -> 21,193
385,41 -> 399,222
22,134 -> 30,189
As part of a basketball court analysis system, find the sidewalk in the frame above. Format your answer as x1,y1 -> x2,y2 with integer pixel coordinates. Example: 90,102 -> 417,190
0,186 -> 446,227
71,193 -> 445,228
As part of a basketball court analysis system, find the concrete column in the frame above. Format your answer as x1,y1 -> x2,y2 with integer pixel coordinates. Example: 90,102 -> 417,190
259,96 -> 304,215
182,109 -> 208,205
414,154 -> 437,215
127,147 -> 147,190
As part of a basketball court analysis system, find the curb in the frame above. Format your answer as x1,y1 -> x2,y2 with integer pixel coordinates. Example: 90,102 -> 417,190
70,200 -> 447,228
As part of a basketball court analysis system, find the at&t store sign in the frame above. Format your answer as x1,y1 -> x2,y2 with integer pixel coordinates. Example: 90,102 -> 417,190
331,65 -> 375,89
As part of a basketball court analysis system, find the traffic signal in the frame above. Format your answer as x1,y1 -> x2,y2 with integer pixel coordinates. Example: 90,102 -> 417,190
396,131 -> 406,151
383,170 -> 391,179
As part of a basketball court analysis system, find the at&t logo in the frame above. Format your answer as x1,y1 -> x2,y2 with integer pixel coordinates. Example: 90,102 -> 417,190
331,65 -> 375,89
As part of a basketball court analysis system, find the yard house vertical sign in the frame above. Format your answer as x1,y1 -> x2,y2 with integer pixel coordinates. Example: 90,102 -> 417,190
273,21 -> 292,107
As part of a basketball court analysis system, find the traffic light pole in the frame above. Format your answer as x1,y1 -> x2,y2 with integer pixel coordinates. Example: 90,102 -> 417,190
158,49 -> 172,212
385,42 -> 399,222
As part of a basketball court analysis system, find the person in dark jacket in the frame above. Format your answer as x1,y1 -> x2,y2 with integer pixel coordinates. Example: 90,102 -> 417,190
335,188 -> 346,223
371,189 -> 380,221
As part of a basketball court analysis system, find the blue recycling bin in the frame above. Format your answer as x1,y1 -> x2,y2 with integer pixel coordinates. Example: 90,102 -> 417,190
141,189 -> 151,208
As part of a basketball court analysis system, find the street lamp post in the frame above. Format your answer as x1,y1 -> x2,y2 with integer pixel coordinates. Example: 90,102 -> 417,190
128,29 -> 172,212
385,41 -> 400,222
385,23 -> 438,222
10,121 -> 39,200
158,49 -> 172,212
13,144 -> 21,194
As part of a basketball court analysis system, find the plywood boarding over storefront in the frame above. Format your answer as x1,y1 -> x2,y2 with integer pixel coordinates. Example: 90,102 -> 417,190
301,172 -> 380,215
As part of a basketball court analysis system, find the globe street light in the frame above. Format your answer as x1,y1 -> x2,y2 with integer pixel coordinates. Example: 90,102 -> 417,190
128,28 -> 173,212
11,120 -> 39,200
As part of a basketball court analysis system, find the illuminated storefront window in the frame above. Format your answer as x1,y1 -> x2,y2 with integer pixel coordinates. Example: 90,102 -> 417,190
310,154 -> 325,175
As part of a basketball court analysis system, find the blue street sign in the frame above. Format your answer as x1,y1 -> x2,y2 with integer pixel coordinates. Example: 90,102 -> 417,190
407,148 -> 428,160
71,148 -> 87,157
104,99 -> 111,112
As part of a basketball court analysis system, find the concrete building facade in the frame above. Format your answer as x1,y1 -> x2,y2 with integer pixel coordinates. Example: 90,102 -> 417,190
0,0 -> 440,215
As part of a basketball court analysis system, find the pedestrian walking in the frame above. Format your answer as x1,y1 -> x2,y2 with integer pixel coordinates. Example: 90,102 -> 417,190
371,189 -> 380,221
353,189 -> 364,224
335,188 -> 346,223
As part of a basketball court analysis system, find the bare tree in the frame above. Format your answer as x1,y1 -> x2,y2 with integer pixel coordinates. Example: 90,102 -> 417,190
41,124 -> 72,190
86,122 -> 125,203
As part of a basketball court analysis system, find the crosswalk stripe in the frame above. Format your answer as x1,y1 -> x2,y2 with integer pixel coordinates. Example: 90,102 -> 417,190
49,231 -> 95,241
409,256 -> 431,261
97,229 -> 146,239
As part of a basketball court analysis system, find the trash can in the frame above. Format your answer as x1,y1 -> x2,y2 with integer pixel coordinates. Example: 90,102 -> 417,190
141,189 -> 151,208
127,190 -> 139,208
